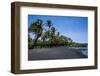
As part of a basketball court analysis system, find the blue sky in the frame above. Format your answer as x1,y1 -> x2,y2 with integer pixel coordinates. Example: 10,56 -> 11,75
28,15 -> 88,43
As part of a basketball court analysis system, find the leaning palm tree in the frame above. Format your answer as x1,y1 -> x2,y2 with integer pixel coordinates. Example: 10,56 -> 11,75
28,19 -> 43,48
41,20 -> 53,41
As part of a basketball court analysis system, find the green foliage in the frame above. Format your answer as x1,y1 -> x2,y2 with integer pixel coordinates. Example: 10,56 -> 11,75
28,19 -> 87,49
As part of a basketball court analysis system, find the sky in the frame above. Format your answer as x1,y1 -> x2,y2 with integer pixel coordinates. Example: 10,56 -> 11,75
28,15 -> 88,43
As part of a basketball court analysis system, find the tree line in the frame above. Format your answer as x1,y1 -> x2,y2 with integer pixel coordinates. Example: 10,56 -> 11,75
28,19 -> 87,49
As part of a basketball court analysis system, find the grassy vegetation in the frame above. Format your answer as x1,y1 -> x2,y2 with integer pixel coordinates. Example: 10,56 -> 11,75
28,19 -> 87,49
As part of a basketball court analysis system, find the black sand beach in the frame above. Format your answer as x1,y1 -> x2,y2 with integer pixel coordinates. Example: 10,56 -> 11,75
28,47 -> 87,61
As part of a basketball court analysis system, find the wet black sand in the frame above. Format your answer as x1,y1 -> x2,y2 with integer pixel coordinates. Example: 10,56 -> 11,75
28,47 -> 87,61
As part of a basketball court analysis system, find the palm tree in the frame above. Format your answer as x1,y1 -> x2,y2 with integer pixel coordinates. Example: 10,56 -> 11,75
40,20 -> 53,44
28,19 -> 43,48
50,27 -> 56,46
51,27 -> 56,36
28,34 -> 33,49
57,32 -> 60,37
55,32 -> 60,46
41,31 -> 49,43
28,18 -> 74,48
67,38 -> 73,43
46,20 -> 53,41
47,20 -> 53,29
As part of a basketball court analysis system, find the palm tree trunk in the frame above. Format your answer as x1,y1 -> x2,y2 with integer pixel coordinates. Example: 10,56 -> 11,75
33,35 -> 39,48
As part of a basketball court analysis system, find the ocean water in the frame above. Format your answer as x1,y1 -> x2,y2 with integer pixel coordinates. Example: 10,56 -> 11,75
80,48 -> 88,57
